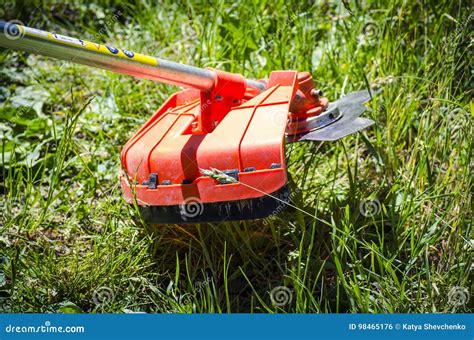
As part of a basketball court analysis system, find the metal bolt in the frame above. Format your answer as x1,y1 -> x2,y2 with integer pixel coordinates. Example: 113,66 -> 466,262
311,89 -> 324,97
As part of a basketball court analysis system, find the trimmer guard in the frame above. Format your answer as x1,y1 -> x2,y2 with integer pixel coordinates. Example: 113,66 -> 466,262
120,71 -> 298,223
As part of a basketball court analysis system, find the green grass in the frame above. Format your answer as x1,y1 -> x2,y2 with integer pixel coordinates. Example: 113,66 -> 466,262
0,0 -> 472,313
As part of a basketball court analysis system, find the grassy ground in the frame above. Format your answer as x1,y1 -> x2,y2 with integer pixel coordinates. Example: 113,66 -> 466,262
0,0 -> 472,313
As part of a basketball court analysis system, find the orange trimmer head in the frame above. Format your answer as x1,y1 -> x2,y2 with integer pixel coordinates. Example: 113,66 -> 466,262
120,71 -> 376,224
0,21 -> 376,224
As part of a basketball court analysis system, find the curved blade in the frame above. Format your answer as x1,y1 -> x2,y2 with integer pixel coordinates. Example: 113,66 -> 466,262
295,89 -> 377,142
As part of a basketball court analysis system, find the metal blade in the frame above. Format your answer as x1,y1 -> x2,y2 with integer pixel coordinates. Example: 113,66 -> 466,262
302,117 -> 374,141
294,89 -> 377,142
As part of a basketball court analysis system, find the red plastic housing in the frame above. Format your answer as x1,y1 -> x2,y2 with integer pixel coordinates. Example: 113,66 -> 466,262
120,71 -> 298,207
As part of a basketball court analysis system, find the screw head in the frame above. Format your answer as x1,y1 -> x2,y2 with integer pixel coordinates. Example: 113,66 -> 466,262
311,89 -> 324,97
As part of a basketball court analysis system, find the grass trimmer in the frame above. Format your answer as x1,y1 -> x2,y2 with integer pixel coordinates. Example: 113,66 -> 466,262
0,21 -> 376,224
